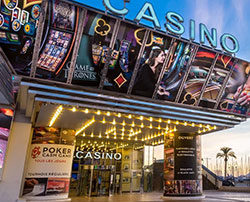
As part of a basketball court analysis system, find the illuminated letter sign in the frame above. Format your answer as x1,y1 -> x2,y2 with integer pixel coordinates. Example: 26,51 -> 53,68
103,0 -> 128,15
220,33 -> 239,54
200,23 -> 217,48
165,12 -> 185,36
75,151 -> 122,160
135,3 -> 161,29
100,0 -> 239,53
189,19 -> 195,41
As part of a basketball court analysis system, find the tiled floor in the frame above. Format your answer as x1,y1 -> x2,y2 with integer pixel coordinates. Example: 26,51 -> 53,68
71,191 -> 250,202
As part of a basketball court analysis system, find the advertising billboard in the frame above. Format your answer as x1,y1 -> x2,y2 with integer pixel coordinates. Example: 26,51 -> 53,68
0,0 -> 42,75
163,133 -> 202,196
22,127 -> 75,199
0,108 -> 13,180
0,0 -> 249,117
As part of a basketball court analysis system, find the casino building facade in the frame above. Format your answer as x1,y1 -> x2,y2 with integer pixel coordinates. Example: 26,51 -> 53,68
0,0 -> 249,201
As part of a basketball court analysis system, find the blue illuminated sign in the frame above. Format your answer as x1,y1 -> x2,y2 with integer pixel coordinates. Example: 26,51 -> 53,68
75,0 -> 240,54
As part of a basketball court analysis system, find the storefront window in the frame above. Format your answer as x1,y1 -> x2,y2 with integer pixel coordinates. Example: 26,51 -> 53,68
71,10 -> 116,86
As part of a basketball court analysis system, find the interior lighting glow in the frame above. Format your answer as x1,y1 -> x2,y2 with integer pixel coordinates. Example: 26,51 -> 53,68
49,105 -> 63,127
75,118 -> 95,136
72,107 -> 76,112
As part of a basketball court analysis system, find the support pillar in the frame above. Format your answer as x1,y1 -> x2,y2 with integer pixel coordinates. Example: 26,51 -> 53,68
0,112 -> 32,202
163,133 -> 204,200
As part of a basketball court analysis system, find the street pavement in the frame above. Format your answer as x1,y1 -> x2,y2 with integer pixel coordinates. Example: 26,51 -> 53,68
71,191 -> 250,202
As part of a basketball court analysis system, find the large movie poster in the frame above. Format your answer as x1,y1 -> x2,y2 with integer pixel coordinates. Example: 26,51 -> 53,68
0,0 -> 41,75
0,108 -> 13,180
22,127 -> 75,200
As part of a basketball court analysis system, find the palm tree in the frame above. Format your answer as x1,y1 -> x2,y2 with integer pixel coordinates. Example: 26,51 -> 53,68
216,147 -> 236,179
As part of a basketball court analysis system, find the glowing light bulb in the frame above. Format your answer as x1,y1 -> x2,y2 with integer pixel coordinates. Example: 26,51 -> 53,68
128,114 -> 132,119
192,123 -> 195,127
168,119 -> 171,124
141,123 -> 144,128
102,118 -> 106,124
85,109 -> 89,114
118,113 -> 121,118
72,107 -> 76,112
184,122 -> 187,126
97,110 -> 101,115
122,121 -> 126,126
132,122 -> 135,127
140,116 -> 143,121
107,111 -> 111,116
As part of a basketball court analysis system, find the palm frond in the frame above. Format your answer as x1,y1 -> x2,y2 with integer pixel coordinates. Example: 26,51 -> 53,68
228,151 -> 236,159
216,153 -> 225,158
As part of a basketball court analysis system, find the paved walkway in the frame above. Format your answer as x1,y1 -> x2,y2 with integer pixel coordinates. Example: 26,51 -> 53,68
71,191 -> 250,202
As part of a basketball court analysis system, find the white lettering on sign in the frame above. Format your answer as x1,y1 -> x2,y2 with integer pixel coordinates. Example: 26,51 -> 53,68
75,151 -> 122,160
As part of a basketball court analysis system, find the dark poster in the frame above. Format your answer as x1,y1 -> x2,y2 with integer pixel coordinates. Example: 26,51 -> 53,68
174,133 -> 197,180
35,0 -> 78,81
0,0 -> 41,75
